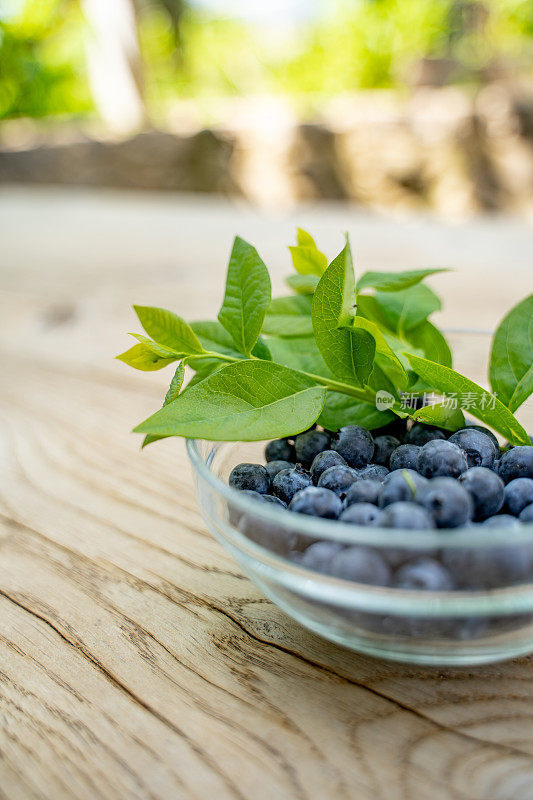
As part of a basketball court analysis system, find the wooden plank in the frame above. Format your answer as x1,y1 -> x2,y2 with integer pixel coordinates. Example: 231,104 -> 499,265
1,188 -> 533,800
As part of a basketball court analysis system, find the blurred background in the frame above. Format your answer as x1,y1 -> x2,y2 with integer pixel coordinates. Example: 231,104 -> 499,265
1,0 -> 533,215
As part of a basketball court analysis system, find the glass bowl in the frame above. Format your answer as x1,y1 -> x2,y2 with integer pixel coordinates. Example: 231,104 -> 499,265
187,438 -> 533,666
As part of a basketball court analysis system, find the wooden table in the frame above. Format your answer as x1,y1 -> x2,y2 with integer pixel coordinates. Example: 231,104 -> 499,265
2,187 -> 533,800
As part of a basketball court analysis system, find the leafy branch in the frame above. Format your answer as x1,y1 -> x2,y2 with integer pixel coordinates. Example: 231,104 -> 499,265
117,230 -> 532,446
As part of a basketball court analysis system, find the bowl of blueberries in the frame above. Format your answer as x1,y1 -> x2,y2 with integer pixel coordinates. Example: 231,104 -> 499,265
187,420 -> 533,666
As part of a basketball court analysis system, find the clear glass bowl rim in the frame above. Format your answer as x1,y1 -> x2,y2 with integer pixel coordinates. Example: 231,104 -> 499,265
186,438 -> 533,550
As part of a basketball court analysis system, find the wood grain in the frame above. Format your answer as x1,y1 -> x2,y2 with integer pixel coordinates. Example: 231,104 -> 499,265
1,187 -> 533,800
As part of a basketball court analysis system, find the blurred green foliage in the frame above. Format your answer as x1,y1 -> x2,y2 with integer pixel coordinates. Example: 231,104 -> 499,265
1,0 -> 532,121
0,0 -> 92,119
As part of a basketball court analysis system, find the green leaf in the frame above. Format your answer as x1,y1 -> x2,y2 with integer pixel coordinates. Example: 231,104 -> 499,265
357,268 -> 448,293
217,236 -> 271,356
319,392 -> 394,431
133,306 -> 204,354
142,363 -> 186,447
128,333 -> 183,358
412,402 -> 465,431
312,242 -> 374,384
289,238 -> 327,276
116,343 -> 179,371
405,320 -> 452,367
490,294 -> 533,412
351,316 -> 408,389
406,354 -> 530,446
286,274 -> 320,295
190,320 -> 241,356
263,295 -> 314,338
296,227 -> 316,247
267,336 -> 331,377
252,336 -> 272,361
134,360 -> 326,441
374,284 -> 441,334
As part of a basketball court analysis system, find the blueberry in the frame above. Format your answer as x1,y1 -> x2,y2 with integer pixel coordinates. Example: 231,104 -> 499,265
288,486 -> 343,519
404,423 -> 447,446
294,430 -> 331,465
299,541 -> 344,573
260,494 -> 288,508
229,463 -> 271,493
519,503 -> 533,523
329,546 -> 391,585
357,464 -> 389,482
394,557 -> 455,591
498,446 -> 533,483
331,425 -> 374,468
309,450 -> 347,483
449,428 -> 497,469
458,467 -> 505,519
317,465 -> 359,497
372,435 -> 401,467
503,478 -> 533,516
339,502 -> 382,526
389,444 -> 420,471
372,417 -> 408,440
240,489 -> 286,508
416,477 -> 473,528
379,469 -> 427,508
458,424 -> 500,453
417,439 -> 468,479
380,502 -> 435,529
344,479 -> 382,507
238,514 -> 297,556
272,466 -> 312,504
265,438 -> 295,463
265,460 -> 294,481
442,545 -> 531,588
482,514 -> 522,529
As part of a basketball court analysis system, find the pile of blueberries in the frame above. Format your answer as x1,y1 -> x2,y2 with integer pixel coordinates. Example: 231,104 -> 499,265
228,421 -> 533,593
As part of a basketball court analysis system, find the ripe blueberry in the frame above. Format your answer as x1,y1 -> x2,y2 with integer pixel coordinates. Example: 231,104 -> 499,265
519,503 -> 533,523
372,435 -> 401,467
482,514 -> 522,529
329,546 -> 391,585
503,478 -> 533,516
394,557 -> 455,591
265,438 -> 295,463
229,463 -> 271,493
416,477 -> 473,528
498,446 -> 533,483
389,444 -> 420,471
310,450 -> 347,484
272,467 -> 312,504
238,514 -> 296,555
288,486 -> 343,519
265,460 -> 294,481
331,425 -> 374,468
458,467 -> 505,519
417,439 -> 468,479
379,469 -> 427,508
299,541 -> 344,573
404,423 -> 447,446
449,428 -> 497,468
357,464 -> 389,482
294,430 -> 331,465
344,479 -> 382,507
339,502 -> 382,526
317,465 -> 359,497
380,501 -> 435,529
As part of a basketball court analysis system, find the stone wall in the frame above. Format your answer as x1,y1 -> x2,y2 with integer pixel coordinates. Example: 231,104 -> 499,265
1,86 -> 532,216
